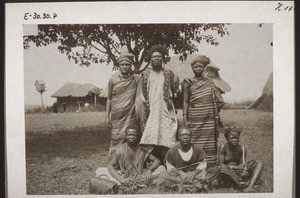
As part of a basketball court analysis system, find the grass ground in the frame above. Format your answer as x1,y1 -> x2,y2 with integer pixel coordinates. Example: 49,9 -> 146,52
25,109 -> 273,195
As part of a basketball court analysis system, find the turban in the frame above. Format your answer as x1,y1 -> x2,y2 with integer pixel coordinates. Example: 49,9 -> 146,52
117,53 -> 134,64
147,45 -> 169,58
224,126 -> 242,138
191,55 -> 210,67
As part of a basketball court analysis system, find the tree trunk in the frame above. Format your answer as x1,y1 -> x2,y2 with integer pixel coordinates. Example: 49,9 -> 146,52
94,95 -> 97,106
40,93 -> 44,111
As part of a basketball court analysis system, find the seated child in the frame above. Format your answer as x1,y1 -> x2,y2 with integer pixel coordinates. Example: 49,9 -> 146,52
156,126 -> 219,192
218,126 -> 263,192
93,125 -> 165,193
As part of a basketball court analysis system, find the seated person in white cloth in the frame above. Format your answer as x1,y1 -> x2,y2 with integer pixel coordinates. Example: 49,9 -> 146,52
155,126 -> 220,192
95,125 -> 165,187
166,126 -> 207,183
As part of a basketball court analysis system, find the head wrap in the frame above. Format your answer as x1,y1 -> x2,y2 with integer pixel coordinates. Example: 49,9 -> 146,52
117,52 -> 134,64
147,45 -> 169,61
224,126 -> 242,138
191,55 -> 210,67
205,63 -> 220,71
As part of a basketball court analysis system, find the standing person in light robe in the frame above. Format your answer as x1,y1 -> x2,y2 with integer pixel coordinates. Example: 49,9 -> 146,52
136,45 -> 179,164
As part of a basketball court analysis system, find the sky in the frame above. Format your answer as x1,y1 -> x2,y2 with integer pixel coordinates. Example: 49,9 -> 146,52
24,24 -> 273,106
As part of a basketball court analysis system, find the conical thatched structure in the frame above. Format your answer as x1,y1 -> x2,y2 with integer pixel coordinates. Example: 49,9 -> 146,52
250,72 -> 273,112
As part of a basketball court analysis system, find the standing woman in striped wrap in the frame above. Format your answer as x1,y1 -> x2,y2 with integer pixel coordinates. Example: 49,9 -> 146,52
106,51 -> 139,155
182,55 -> 225,167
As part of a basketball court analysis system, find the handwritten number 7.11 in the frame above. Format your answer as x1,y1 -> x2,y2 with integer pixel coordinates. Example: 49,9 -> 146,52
275,3 -> 294,12
24,12 -> 58,20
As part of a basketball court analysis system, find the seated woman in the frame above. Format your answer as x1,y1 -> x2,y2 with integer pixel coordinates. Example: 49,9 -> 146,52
94,125 -> 165,193
218,126 -> 264,192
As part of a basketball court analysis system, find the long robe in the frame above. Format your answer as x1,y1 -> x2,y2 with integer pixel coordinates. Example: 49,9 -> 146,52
109,73 -> 138,154
138,69 -> 178,151
184,77 -> 224,167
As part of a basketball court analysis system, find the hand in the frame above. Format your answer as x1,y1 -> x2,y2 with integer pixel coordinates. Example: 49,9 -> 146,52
144,169 -> 152,183
183,171 -> 195,184
241,163 -> 248,170
106,120 -> 112,129
178,171 -> 188,182
235,163 -> 247,170
119,178 -> 133,187
183,117 -> 190,127
241,169 -> 249,177
106,114 -> 112,128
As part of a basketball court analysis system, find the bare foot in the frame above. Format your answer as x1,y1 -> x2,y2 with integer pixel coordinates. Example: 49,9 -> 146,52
239,180 -> 250,188
243,187 -> 256,193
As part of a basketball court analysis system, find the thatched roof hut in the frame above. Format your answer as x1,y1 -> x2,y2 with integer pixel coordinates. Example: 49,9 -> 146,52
52,82 -> 101,98
249,72 -> 273,112
51,82 -> 105,112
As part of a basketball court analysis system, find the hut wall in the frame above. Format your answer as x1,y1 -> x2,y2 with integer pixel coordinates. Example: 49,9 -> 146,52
84,95 -> 106,107
56,96 -> 106,113
57,97 -> 85,112
97,97 -> 106,106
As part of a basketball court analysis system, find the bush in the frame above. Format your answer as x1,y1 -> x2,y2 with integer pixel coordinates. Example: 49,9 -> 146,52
25,106 -> 53,114
79,104 -> 106,112
223,99 -> 256,110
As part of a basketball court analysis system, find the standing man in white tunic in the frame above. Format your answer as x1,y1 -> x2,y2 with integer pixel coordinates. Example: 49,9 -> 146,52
136,45 -> 179,164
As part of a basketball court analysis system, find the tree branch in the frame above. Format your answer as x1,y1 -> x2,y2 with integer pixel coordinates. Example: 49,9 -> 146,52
138,45 -> 149,66
90,43 -> 107,54
111,43 -> 120,55
103,39 -> 118,65
126,37 -> 133,54
139,62 -> 150,73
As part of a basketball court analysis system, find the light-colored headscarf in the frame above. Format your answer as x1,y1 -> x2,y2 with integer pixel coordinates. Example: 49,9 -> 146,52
117,45 -> 134,64
117,53 -> 134,64
191,55 -> 210,67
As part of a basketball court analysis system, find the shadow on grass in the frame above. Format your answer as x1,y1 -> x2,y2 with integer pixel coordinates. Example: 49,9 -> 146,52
26,125 -> 110,159
25,110 -> 273,194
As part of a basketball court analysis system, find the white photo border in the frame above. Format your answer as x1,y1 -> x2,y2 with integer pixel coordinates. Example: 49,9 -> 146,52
5,1 -> 294,198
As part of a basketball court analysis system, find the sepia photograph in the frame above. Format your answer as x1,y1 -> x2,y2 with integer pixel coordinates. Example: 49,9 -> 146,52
6,1 -> 294,198
23,23 -> 273,195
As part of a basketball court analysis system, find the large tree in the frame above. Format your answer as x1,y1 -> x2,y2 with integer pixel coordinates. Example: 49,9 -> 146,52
24,24 -> 229,73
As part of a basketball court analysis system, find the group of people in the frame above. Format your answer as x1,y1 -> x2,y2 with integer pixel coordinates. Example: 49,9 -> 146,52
91,45 -> 263,194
